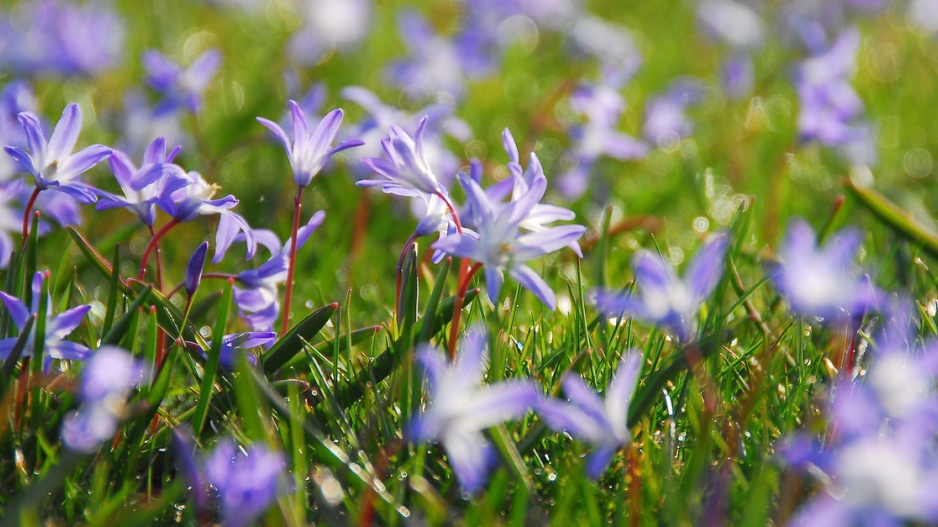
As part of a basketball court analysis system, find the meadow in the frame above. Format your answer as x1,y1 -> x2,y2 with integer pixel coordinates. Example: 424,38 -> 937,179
1,0 -> 937,525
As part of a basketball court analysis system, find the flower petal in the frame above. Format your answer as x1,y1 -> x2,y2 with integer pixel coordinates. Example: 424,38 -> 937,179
46,103 -> 82,163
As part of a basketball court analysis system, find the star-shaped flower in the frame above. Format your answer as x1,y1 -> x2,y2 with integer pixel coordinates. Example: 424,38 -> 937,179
595,233 -> 729,340
408,327 -> 540,492
256,103 -> 363,188
771,218 -> 879,322
0,271 -> 91,367
433,172 -> 586,310
4,103 -> 111,203
537,352 -> 643,478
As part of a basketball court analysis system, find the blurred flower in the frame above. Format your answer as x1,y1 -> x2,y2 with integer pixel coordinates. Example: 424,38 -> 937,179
0,81 -> 38,182
386,9 -> 492,101
204,439 -> 286,527
0,271 -> 91,367
770,219 -> 879,322
287,0 -> 372,65
4,103 -> 112,203
795,27 -> 876,166
434,172 -> 586,310
559,73 -> 649,198
114,89 -> 190,160
595,233 -> 729,340
95,137 -> 188,226
61,346 -> 145,453
720,53 -> 755,100
0,0 -> 124,77
783,379 -> 938,526
643,79 -> 705,148
537,352 -> 642,478
143,49 -> 222,115
233,211 -> 325,331
215,332 -> 277,368
696,0 -> 765,49
408,327 -> 540,492
256,104 -> 363,189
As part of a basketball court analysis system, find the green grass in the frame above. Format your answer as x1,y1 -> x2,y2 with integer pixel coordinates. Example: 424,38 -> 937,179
3,1 -> 938,526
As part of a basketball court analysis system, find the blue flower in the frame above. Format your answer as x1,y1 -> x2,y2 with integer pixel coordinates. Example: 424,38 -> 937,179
0,1 -> 125,77
595,233 -> 729,340
143,49 -> 222,115
4,103 -> 112,203
204,439 -> 286,527
95,137 -> 189,226
0,271 -> 92,367
537,352 -> 643,478
358,116 -> 448,199
233,211 -> 325,330
771,218 -> 879,322
256,103 -> 363,189
155,169 -> 256,263
408,327 -> 540,492
61,346 -> 145,453
794,28 -> 875,166
185,241 -> 210,297
433,172 -> 586,310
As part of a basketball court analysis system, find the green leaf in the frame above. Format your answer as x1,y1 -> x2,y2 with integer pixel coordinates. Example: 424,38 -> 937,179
262,302 -> 338,376
192,279 -> 233,438
845,178 -> 938,258
100,287 -> 152,347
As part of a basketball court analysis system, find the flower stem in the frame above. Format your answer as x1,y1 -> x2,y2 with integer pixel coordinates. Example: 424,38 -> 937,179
281,187 -> 304,336
21,187 -> 41,245
447,262 -> 482,359
138,218 -> 180,282
147,225 -> 165,291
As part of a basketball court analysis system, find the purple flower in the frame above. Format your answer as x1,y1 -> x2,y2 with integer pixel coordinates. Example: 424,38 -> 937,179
186,241 -> 210,296
341,86 -> 469,185
95,137 -> 188,226
558,76 -> 649,198
595,233 -> 729,340
0,0 -> 125,77
234,211 -> 325,330
537,352 -> 642,478
0,81 -> 38,182
143,49 -> 222,115
155,170 -> 256,263
386,9 -> 491,101
0,271 -> 91,366
4,103 -> 111,203
256,104 -> 363,189
358,117 -> 448,199
795,27 -> 875,166
433,172 -> 586,310
61,346 -> 145,453
202,332 -> 277,369
204,439 -> 286,527
783,380 -> 938,525
770,219 -> 879,322
408,327 -> 540,492
643,79 -> 704,148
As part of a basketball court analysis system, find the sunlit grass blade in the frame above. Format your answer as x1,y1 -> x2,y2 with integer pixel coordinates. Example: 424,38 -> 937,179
192,278 -> 233,438
262,302 -> 338,376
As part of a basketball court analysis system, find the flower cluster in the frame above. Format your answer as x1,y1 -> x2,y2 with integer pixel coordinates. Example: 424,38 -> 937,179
410,326 -> 643,491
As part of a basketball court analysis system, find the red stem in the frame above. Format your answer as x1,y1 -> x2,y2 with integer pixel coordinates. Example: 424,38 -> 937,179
138,218 -> 180,281
447,262 -> 482,359
147,225 -> 165,291
21,187 -> 41,244
281,187 -> 304,336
